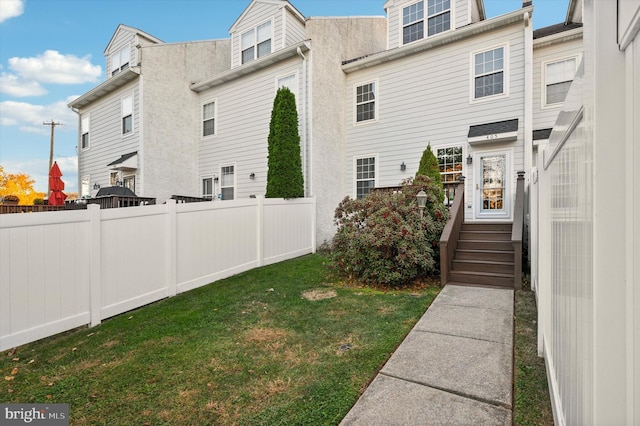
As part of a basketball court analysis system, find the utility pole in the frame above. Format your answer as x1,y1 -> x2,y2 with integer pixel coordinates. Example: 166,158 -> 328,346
43,119 -> 63,197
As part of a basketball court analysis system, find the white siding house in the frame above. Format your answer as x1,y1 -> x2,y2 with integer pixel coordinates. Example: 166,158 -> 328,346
344,6 -> 531,223
69,25 -> 230,202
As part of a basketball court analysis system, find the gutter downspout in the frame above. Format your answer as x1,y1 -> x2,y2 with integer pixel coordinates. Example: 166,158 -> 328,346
70,106 -> 82,197
297,46 -> 310,197
523,10 -> 533,278
136,44 -> 144,197
524,10 -> 533,177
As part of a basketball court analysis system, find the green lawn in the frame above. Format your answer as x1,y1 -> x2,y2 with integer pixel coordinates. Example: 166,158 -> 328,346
514,288 -> 554,425
1,254 -> 440,425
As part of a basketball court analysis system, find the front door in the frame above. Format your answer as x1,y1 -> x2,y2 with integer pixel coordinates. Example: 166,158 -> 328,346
476,152 -> 509,219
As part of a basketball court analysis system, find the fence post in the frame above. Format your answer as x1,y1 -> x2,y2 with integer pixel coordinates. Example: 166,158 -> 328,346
311,197 -> 317,253
256,195 -> 264,267
167,199 -> 177,297
88,204 -> 102,327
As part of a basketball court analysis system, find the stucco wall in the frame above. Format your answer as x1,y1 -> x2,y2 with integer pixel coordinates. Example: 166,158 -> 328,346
305,16 -> 387,246
140,40 -> 230,202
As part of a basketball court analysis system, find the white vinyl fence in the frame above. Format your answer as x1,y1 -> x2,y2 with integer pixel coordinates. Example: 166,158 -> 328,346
0,197 -> 315,351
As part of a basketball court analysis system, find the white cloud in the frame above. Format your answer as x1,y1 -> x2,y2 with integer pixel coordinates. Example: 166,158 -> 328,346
2,156 -> 78,194
0,0 -> 24,23
0,72 -> 47,97
0,99 -> 77,133
8,50 -> 102,85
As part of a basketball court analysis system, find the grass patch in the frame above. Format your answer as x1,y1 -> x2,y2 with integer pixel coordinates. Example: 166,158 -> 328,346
514,288 -> 554,425
1,254 -> 439,425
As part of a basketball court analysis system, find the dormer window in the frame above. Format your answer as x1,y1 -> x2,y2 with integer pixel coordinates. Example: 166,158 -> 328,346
403,1 -> 424,44
241,21 -> 272,64
111,46 -> 130,76
427,0 -> 451,36
403,0 -> 450,45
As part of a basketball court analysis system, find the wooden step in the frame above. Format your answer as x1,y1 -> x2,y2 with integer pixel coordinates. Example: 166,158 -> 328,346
448,270 -> 514,287
452,259 -> 514,275
455,249 -> 514,263
459,230 -> 511,241
456,240 -> 513,251
461,223 -> 512,232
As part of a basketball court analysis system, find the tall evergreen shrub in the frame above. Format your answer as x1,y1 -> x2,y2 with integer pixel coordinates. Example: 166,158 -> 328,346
416,144 -> 443,201
266,87 -> 304,198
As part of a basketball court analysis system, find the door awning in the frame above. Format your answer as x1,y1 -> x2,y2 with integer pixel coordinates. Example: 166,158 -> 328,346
468,119 -> 518,145
107,151 -> 138,171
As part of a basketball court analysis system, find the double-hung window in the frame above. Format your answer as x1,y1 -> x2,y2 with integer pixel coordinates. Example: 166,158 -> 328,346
241,21 -> 271,64
355,156 -> 376,199
121,95 -> 133,135
437,146 -> 463,183
81,116 -> 90,150
403,0 -> 450,44
111,46 -> 130,76
355,81 -> 377,123
427,0 -> 450,36
473,46 -> 506,99
544,57 -> 577,106
202,101 -> 215,137
403,1 -> 424,44
220,165 -> 235,200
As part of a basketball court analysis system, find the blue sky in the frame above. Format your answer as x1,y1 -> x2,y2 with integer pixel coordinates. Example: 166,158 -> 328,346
0,0 -> 569,194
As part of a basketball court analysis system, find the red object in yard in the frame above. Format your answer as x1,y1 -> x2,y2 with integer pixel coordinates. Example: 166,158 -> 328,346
48,161 -> 67,206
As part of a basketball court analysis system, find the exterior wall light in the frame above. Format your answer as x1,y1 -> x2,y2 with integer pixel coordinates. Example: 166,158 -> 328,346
250,173 -> 255,180
400,162 -> 406,171
93,182 -> 100,190
416,190 -> 427,217
467,154 -> 473,164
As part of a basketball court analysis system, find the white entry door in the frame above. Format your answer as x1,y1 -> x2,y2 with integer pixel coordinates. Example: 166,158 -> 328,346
476,151 -> 510,219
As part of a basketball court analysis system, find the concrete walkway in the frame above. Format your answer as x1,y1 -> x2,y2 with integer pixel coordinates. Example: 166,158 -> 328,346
340,284 -> 514,425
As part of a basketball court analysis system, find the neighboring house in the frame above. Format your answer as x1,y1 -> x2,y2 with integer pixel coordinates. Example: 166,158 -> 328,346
529,11 -> 583,294
344,0 -> 529,226
68,25 -> 230,202
69,0 -> 582,247
534,0 -> 640,423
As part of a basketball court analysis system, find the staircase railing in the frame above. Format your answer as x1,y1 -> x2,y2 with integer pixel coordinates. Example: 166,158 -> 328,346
512,171 -> 525,290
439,177 -> 465,286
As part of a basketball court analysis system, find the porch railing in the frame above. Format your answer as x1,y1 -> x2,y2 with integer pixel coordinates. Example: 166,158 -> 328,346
0,205 -> 66,214
170,195 -> 210,203
439,178 -> 465,286
87,195 -> 156,209
443,181 -> 460,208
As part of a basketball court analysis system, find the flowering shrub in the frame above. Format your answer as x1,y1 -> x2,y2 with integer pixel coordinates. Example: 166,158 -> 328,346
329,175 -> 449,287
